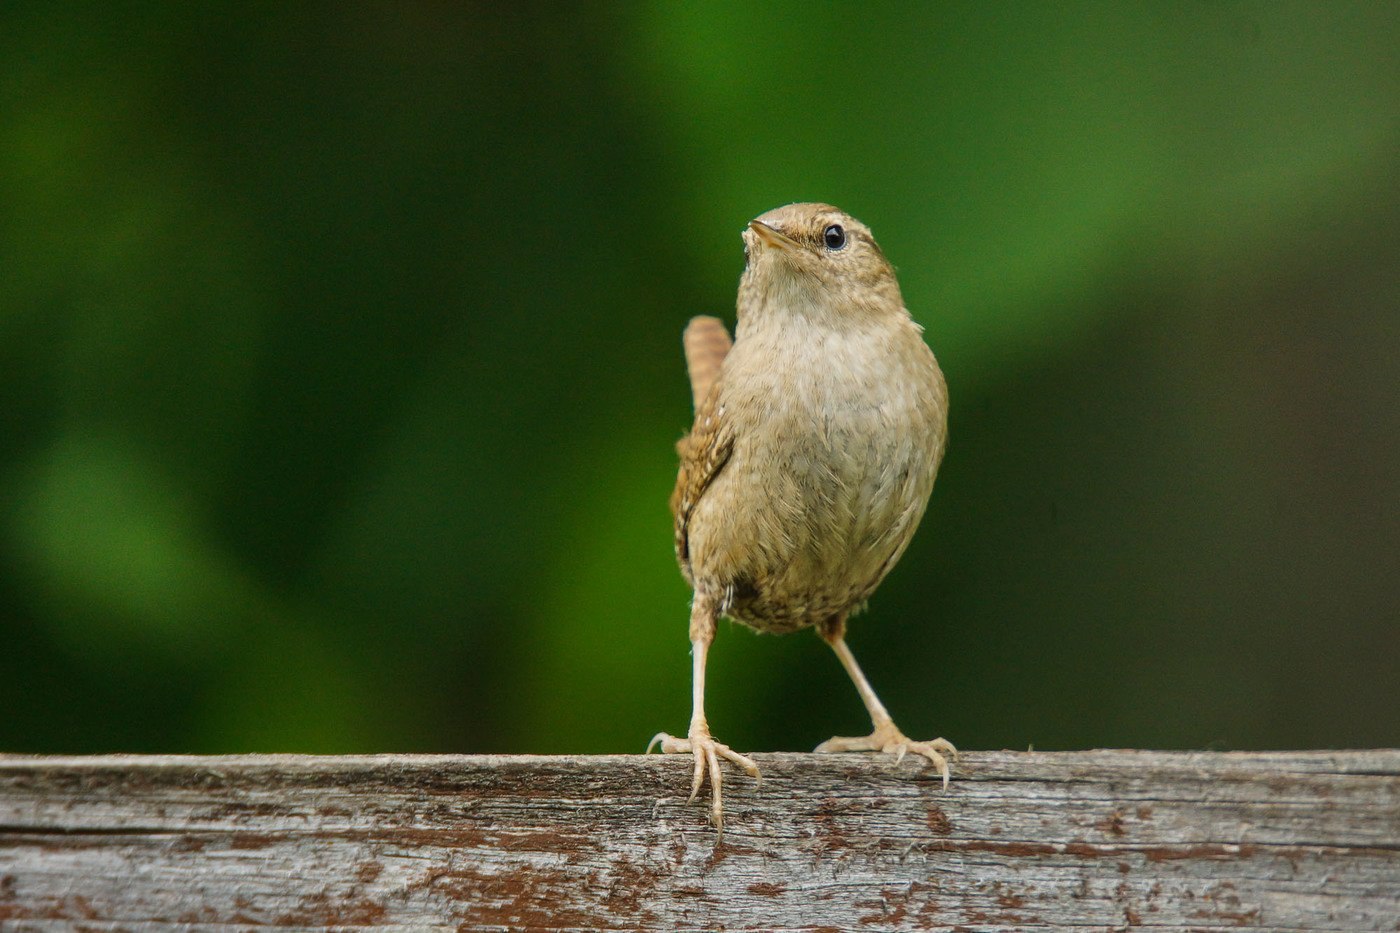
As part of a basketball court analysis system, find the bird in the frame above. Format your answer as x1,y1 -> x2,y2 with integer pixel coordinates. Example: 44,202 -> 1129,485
648,203 -> 955,830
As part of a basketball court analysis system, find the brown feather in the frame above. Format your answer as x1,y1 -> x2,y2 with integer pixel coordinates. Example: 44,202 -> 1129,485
682,316 -> 732,412
671,386 -> 733,568
671,318 -> 735,570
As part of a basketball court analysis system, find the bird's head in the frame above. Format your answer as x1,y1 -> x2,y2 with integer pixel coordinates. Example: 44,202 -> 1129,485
739,203 -> 905,327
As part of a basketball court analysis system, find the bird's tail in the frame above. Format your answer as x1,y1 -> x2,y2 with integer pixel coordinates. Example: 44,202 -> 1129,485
683,315 -> 732,412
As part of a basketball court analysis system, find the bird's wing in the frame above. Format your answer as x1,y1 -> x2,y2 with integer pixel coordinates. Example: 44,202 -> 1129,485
671,389 -> 732,564
682,316 -> 732,412
671,317 -> 734,564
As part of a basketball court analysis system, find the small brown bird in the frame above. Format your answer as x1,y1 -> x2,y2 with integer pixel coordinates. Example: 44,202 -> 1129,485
648,203 -> 955,829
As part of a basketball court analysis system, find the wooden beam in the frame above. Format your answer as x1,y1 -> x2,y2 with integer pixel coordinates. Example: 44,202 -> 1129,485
1,750 -> 1396,930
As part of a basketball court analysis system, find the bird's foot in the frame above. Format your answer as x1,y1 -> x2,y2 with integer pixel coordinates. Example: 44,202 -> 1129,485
815,720 -> 958,788
647,726 -> 760,831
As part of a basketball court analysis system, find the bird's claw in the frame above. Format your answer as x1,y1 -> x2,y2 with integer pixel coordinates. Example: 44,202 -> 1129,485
647,729 -> 760,830
816,722 -> 957,789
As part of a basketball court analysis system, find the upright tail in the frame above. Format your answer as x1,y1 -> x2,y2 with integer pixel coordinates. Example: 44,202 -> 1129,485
683,316 -> 732,412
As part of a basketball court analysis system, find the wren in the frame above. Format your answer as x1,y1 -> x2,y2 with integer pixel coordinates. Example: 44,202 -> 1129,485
648,203 -> 956,830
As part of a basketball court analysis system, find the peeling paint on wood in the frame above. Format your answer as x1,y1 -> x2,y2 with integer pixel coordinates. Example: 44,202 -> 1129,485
0,749 -> 1397,930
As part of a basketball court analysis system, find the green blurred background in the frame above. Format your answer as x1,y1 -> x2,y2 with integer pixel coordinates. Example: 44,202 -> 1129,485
2,3 -> 1397,757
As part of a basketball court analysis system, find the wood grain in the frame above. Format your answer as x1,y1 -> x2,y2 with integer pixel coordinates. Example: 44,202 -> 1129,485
1,750 -> 1397,930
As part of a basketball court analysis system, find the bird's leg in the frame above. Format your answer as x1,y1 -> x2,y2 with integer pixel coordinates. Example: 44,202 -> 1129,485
647,593 -> 760,830
814,616 -> 958,787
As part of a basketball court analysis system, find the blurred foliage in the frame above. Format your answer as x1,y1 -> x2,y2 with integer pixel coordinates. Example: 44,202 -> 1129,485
1,2 -> 1397,756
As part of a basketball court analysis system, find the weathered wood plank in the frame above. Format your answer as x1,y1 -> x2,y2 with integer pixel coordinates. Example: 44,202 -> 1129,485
1,750 -> 1396,930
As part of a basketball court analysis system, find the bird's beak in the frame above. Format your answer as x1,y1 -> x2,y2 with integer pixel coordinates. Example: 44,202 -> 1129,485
748,219 -> 800,251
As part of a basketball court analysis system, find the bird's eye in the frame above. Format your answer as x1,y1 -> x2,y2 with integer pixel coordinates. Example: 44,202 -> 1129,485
823,224 -> 847,250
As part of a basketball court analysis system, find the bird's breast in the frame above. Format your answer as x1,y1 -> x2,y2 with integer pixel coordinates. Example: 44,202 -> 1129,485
685,317 -> 946,628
